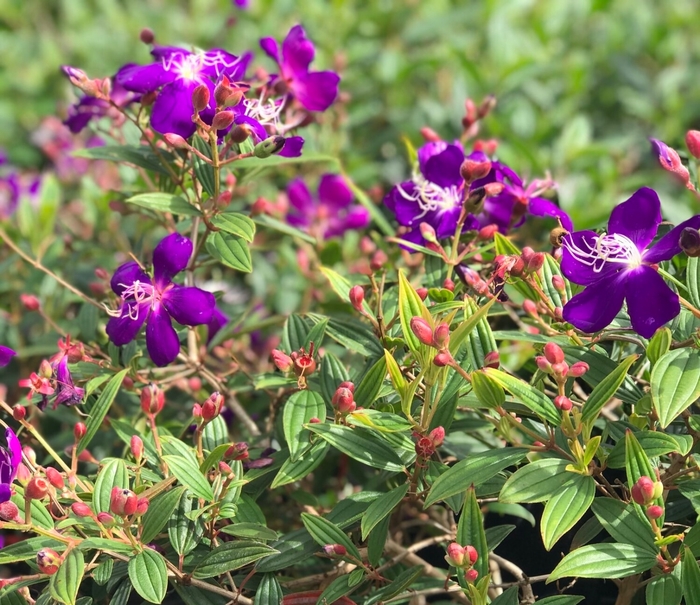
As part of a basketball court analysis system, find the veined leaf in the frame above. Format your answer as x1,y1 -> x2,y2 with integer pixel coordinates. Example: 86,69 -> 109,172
547,543 -> 657,582
541,474 -> 594,551
361,484 -> 408,540
78,368 -> 128,454
651,348 -> 700,428
283,390 -> 326,462
193,541 -> 278,579
483,368 -> 560,425
128,549 -> 168,603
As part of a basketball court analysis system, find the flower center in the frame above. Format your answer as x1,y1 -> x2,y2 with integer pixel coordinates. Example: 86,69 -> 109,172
105,280 -> 162,319
564,232 -> 643,273
396,174 -> 463,223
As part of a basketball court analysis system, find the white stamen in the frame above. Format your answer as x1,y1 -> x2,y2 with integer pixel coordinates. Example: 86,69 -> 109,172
396,173 -> 462,223
564,232 -> 643,273
243,94 -> 286,128
161,51 -> 246,81
104,280 -> 158,319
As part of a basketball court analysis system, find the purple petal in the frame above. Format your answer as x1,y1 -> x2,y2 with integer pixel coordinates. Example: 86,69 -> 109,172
111,262 -> 151,297
200,50 -> 249,80
115,62 -> 172,93
644,215 -> 700,264
281,25 -> 315,77
626,266 -> 680,338
527,197 -> 573,231
293,71 -> 340,112
0,345 -> 16,368
478,194 -> 516,233
287,179 -> 314,213
207,308 -> 229,344
277,136 -> 304,158
318,174 -> 353,208
260,37 -> 280,64
421,144 -> 464,189
234,115 -> 268,142
0,484 -> 11,504
162,284 -> 215,326
650,138 -> 675,167
146,305 -> 181,367
561,230 -> 620,286
325,206 -> 370,237
562,274 -> 626,333
150,80 -> 200,139
607,187 -> 662,249
418,142 -> 449,167
106,302 -> 149,346
6,428 -> 21,473
436,207 -> 462,239
153,232 -> 193,287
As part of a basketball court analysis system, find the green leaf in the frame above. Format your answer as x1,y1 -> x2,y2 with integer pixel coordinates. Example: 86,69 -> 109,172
140,486 -> 187,544
471,370 -> 505,409
193,541 -> 278,579
210,213 -> 256,242
11,485 -> 53,529
457,487 -> 489,579
353,356 -> 387,407
283,391 -> 326,462
581,355 -> 638,425
77,369 -> 128,454
448,297 -> 497,356
206,231 -> 252,272
370,566 -> 424,602
128,549 -> 168,604
367,515 -> 390,567
315,570 -> 364,605
489,586 -> 518,605
320,352 -> 350,404
646,574 -> 682,605
647,328 -> 672,366
606,430 -> 685,468
424,448 -> 527,507
253,214 -> 316,244
361,484 -> 408,540
202,415 -> 229,452
92,559 -> 113,586
591,498 -> 656,553
271,441 -> 330,488
49,548 -> 84,605
110,581 -> 132,605
191,136 -> 215,197
308,423 -> 404,471
346,409 -> 412,433
0,537 -> 62,565
485,525 -> 516,552
540,254 -> 572,309
688,256 -> 700,308
219,523 -> 279,541
93,458 -> 128,514
233,151 -> 339,171
547,543 -> 658,582
535,597 -> 585,605
162,455 -> 214,501
74,145 -> 175,175
168,494 -> 204,556
254,574 -> 284,605
683,546 -> 700,605
126,192 -> 200,216
499,458 -> 574,503
319,266 -> 373,316
483,368 -> 560,425
302,512 -> 361,560
309,314 -> 384,358
398,270 -> 432,355
651,348 -> 700,428
541,474 -> 595,551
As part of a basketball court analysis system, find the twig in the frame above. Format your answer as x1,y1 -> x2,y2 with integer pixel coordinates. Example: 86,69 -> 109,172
489,553 -> 536,604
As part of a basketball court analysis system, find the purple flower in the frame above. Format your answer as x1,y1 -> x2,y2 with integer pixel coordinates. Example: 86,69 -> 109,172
0,346 -> 15,367
232,113 -> 304,157
106,233 -> 216,366
53,357 -> 85,408
260,25 -> 340,112
63,81 -> 136,134
287,174 -> 370,238
233,0 -> 249,7
470,152 -> 571,232
207,308 -> 229,344
0,428 -> 21,503
115,47 -> 251,139
561,187 -> 700,338
384,141 -> 479,246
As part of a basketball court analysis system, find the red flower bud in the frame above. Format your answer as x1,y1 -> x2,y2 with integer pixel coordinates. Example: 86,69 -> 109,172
292,344 -> 317,377
37,549 -> 62,575
12,405 -> 26,421
192,84 -> 211,113
73,423 -> 86,441
554,395 -> 572,411
687,130 -> 700,159
569,362 -> 589,378
332,387 -> 356,415
465,544 -> 478,565
432,323 -> 450,349
45,467 -> 64,490
139,28 -> 155,44
212,110 -> 235,131
543,342 -> 565,365
225,442 -> 249,461
109,487 -> 138,517
26,477 -> 50,500
477,224 -> 498,241
483,351 -> 500,369
419,222 -> 438,243
271,349 -> 294,373
322,544 -> 347,556
164,133 -> 189,149
71,502 -> 93,518
631,476 -> 660,506
646,505 -> 664,520
0,501 -> 20,522
349,285 -> 365,311
20,294 -> 40,311
416,287 -> 428,301
201,392 -> 224,422
433,351 -> 453,367
410,317 -> 434,347
443,278 -> 455,292
141,384 -> 164,416
131,435 -> 143,461
521,248 -> 544,274
338,381 -> 355,393
370,250 -> 388,272
460,158 -> 492,183
429,426 -> 445,448
135,498 -> 149,516
96,512 -> 115,527
214,76 -> 233,107
465,568 -> 479,582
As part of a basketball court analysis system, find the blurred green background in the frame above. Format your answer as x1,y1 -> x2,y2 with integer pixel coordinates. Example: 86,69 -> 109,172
2,0 -> 700,227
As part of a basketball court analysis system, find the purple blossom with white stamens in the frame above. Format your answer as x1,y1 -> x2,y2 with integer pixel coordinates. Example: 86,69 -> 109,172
63,81 -> 137,134
115,47 -> 251,139
260,25 -> 340,112
561,187 -> 700,338
106,233 -> 216,366
287,174 -> 370,239
0,428 -> 21,503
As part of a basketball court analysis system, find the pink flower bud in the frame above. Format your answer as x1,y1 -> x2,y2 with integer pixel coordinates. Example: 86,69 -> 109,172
370,250 -> 388,272
201,392 -> 224,422
73,423 -> 87,441
416,287 -> 428,301
460,158 -> 492,183
445,542 -> 466,567
20,294 -> 40,311
135,498 -> 149,516
349,285 -> 365,311
465,545 -> 478,565
37,549 -> 62,575
443,278 -> 455,292
687,130 -> 700,159
552,275 -> 566,294
192,84 -> 211,113
483,351 -> 500,369
522,250 -> 545,274
631,476 -> 658,506
332,387 -> 356,415
164,133 -> 189,149
26,477 -> 50,500
551,362 -> 569,378
543,342 -> 565,365
12,405 -> 26,421
429,426 -> 445,448
465,568 -> 479,582
71,502 -> 93,518
432,323 -> 450,349
410,317 -> 434,347
483,182 -> 505,197
650,138 -> 690,183
212,111 -> 235,131
420,127 -> 442,142
322,544 -> 347,556
646,505 -> 664,519
419,222 -> 438,243
569,362 -> 589,378
16,463 -> 31,486
109,487 -> 138,517
433,351 -> 453,367
141,384 -> 164,415
45,467 -> 64,490
554,395 -> 572,411
271,349 -> 294,373
0,501 -> 20,522
96,512 -> 115,527
131,436 -> 144,461
338,381 -> 355,393
523,299 -> 538,318
477,224 -> 498,241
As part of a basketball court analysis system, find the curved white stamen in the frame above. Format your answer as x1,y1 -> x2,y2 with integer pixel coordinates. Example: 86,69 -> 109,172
564,232 -> 643,273
104,280 -> 159,319
243,95 -> 286,128
161,51 -> 245,81
396,173 -> 462,222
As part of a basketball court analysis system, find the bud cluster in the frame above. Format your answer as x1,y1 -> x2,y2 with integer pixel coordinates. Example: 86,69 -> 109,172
332,382 -> 356,415
630,476 -> 664,520
409,317 -> 451,351
445,542 -> 479,582
413,426 -> 445,458
109,487 -> 148,518
271,343 -> 318,388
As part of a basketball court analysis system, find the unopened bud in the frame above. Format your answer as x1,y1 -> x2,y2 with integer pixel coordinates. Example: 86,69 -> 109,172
131,435 -> 143,461
686,130 -> 700,159
551,362 -> 568,378
433,351 -> 453,367
20,294 -> 40,311
631,476 -> 662,506
71,502 -> 93,518
349,285 -> 365,311
360,236 -> 376,255
521,247 -> 544,274
135,498 -> 149,516
460,158 -> 492,183
0,501 -> 20,522
37,549 -> 62,575
543,342 -> 565,365
483,182 -> 505,196
96,512 -> 115,527
419,127 -> 442,142
322,543 -> 347,556
192,84 -> 211,113
650,138 -> 690,183
416,287 -> 428,301
271,349 -> 293,373
370,250 -> 388,272
680,227 -> 700,258
465,568 -> 479,582
141,384 -> 164,416
225,442 -> 249,461
212,111 -> 235,131
26,477 -> 50,500
45,467 -> 64,490
229,124 -> 251,144
443,278 -> 455,292
522,299 -> 538,318
109,487 -> 138,517
332,387 -> 356,415
569,362 -> 589,378
410,317 -> 434,347
213,76 -> 233,107
164,133 -> 189,149
12,405 -> 26,421
16,463 -> 31,485
139,28 -> 155,44
554,395 -> 572,411
552,275 -> 566,294
483,351 -> 500,369
339,381 -> 355,393
73,423 -> 86,441
432,323 -> 450,349
254,136 -> 286,158
477,224 -> 498,241
193,403 -> 202,418
429,426 -> 445,447
646,505 -> 664,520
201,392 -> 224,422
419,222 -> 438,243
536,357 -> 551,373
